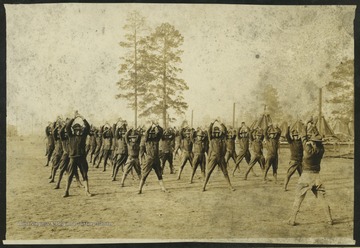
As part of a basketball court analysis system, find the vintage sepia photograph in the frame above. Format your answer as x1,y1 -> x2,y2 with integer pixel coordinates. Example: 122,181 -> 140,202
4,3 -> 357,245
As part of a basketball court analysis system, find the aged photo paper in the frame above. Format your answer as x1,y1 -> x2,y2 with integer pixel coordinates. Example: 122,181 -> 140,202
4,3 -> 356,245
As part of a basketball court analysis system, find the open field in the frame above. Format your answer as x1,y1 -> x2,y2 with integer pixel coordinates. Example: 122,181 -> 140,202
5,136 -> 355,244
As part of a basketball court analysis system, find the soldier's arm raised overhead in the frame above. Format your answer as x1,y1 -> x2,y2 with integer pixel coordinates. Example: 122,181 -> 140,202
157,124 -> 164,141
59,124 -> 66,140
208,121 -> 214,140
145,125 -> 152,142
285,125 -> 292,143
83,118 -> 90,136
53,124 -> 60,141
66,118 -> 75,137
274,126 -> 281,140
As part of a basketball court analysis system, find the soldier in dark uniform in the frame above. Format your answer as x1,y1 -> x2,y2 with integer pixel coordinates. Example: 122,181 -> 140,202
138,121 -> 167,194
173,127 -> 182,159
202,120 -> 235,191
139,126 -> 146,165
88,126 -> 97,164
177,127 -> 194,180
160,128 -> 176,174
86,126 -> 96,160
232,122 -> 252,176
63,113 -> 92,197
112,121 -> 128,181
284,126 -> 303,191
45,123 -> 55,167
244,127 -> 265,180
54,118 -> 82,189
109,123 -> 118,168
92,127 -> 103,166
120,128 -> 142,187
96,124 -> 113,172
288,117 -> 333,226
263,124 -> 282,183
49,120 -> 64,183
189,127 -> 207,183
224,126 -> 237,167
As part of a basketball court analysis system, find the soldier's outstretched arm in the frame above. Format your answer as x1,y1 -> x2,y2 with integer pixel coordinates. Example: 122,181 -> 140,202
66,118 -> 75,137
208,122 -> 214,140
157,125 -> 164,140
220,123 -> 227,135
285,126 -> 292,143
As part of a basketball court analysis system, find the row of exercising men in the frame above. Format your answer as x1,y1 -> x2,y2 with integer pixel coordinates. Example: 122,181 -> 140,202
45,115 -> 305,195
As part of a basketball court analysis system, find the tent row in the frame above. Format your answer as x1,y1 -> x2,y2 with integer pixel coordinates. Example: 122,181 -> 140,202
249,114 -> 354,142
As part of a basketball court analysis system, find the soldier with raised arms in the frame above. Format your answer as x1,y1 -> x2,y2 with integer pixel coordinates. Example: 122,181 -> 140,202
243,127 -> 265,180
63,111 -> 92,198
232,122 -> 252,176
189,127 -> 207,184
120,127 -> 142,187
45,122 -> 55,167
160,127 -> 176,175
111,120 -> 128,181
284,124 -> 303,191
138,121 -> 167,194
263,124 -> 282,183
202,120 -> 235,192
176,126 -> 194,180
288,117 -> 333,226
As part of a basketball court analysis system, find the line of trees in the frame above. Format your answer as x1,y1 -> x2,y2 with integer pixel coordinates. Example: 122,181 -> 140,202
116,11 -> 188,128
325,58 -> 354,124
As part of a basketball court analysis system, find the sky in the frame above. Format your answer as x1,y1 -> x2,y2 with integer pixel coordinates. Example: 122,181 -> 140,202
5,3 -> 355,135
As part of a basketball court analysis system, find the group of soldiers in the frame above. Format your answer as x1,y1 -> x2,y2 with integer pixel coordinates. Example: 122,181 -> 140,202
44,112 -> 333,226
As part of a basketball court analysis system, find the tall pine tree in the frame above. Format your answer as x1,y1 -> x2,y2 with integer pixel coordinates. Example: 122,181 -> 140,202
116,11 -> 150,128
325,59 -> 354,123
140,23 -> 188,128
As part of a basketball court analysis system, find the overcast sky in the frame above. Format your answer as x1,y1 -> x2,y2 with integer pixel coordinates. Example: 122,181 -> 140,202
5,3 -> 355,135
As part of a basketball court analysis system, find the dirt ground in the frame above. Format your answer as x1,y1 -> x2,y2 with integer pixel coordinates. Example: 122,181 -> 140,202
5,136 -> 355,245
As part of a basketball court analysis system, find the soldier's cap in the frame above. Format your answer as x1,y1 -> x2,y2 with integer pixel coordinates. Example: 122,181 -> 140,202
212,126 -> 221,132
129,135 -> 139,139
240,128 -> 248,133
149,127 -> 158,133
310,134 -> 323,142
72,123 -> 83,130
267,127 -> 277,134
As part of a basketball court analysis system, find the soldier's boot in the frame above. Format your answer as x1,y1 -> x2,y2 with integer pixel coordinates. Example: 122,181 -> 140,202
288,195 -> 305,226
138,179 -> 145,194
189,171 -> 195,184
75,173 -> 84,188
112,165 -> 121,181
63,175 -> 73,198
84,180 -> 92,197
170,163 -> 175,174
325,206 -> 333,225
120,172 -> 127,187
274,173 -> 278,184
54,170 -> 65,189
225,174 -> 235,191
251,168 -> 258,177
177,167 -> 184,180
287,209 -> 298,226
159,180 -> 168,193
232,164 -> 239,177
